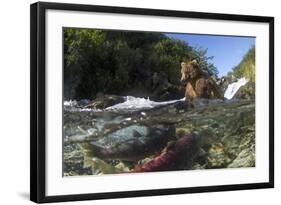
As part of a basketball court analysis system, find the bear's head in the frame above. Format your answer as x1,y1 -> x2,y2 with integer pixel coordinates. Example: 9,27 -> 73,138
180,59 -> 200,84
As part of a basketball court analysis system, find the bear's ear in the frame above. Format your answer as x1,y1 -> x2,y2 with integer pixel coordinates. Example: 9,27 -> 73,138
191,59 -> 197,65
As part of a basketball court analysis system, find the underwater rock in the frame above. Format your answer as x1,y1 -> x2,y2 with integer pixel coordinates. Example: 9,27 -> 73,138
91,158 -> 130,174
176,127 -> 194,138
63,143 -> 92,176
85,95 -> 125,109
132,133 -> 198,172
225,127 -> 255,168
221,111 -> 255,157
197,127 -> 221,152
228,146 -> 255,168
206,143 -> 231,168
90,124 -> 176,161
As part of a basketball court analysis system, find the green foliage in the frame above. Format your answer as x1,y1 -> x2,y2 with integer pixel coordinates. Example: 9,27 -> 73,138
232,46 -> 255,83
64,28 -> 219,99
190,47 -> 218,76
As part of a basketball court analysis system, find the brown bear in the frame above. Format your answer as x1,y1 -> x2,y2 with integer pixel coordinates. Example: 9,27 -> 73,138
180,59 -> 224,108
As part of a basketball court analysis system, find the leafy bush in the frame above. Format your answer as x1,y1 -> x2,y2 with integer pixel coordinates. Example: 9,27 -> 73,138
232,46 -> 255,83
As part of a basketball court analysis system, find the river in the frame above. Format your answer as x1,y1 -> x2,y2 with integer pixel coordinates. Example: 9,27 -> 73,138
63,80 -> 255,176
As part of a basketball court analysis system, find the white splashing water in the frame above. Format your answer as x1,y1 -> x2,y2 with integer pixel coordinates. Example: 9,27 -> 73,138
64,100 -> 100,112
105,96 -> 185,111
224,77 -> 249,100
64,100 -> 78,107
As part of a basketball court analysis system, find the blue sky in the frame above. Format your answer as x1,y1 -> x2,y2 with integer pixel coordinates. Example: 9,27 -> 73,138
166,33 -> 255,77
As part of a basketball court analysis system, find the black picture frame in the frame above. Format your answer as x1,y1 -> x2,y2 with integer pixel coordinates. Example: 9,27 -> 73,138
30,1 -> 274,203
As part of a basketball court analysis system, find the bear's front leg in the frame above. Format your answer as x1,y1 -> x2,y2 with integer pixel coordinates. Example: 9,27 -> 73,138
185,82 -> 196,109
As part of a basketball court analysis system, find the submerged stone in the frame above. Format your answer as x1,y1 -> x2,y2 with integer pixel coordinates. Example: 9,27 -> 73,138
90,124 -> 176,161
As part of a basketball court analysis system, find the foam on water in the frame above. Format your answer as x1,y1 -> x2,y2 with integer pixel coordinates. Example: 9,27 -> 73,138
64,100 -> 78,107
105,96 -> 185,111
64,96 -> 185,112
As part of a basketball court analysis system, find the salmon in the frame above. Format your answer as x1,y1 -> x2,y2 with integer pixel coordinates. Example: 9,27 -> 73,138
132,134 -> 198,172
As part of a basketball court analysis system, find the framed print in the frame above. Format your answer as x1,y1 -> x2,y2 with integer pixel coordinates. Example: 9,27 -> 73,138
30,1 -> 274,203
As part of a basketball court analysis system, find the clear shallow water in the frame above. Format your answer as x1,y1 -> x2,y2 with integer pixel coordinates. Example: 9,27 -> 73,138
63,97 -> 255,176
63,79 -> 254,175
